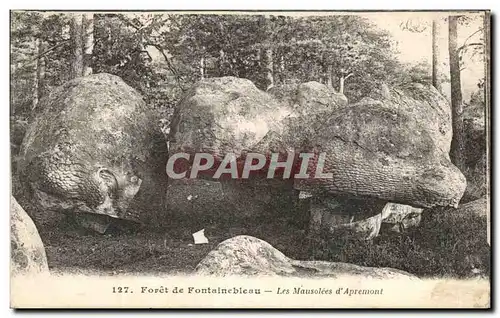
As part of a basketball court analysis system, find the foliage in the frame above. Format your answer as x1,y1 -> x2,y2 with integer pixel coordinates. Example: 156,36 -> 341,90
313,208 -> 490,279
12,12 -> 423,116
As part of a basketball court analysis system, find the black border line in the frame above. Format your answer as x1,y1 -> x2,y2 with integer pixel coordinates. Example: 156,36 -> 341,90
8,9 -> 494,312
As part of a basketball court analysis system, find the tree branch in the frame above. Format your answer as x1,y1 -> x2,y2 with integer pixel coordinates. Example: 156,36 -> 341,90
145,42 -> 186,92
345,72 -> 354,80
30,29 -> 98,62
140,49 -> 152,61
116,14 -> 169,34
114,14 -> 185,91
458,42 -> 484,53
116,14 -> 143,30
30,39 -> 70,61
460,27 -> 484,49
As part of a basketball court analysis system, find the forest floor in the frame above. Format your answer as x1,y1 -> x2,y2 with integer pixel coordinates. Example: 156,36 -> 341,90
37,215 -> 311,276
12,170 -> 489,279
33,203 -> 491,279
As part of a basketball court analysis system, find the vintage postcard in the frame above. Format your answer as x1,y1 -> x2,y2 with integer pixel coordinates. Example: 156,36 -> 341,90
10,10 -> 490,308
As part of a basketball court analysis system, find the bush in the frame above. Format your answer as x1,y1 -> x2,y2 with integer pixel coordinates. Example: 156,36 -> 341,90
314,207 -> 490,278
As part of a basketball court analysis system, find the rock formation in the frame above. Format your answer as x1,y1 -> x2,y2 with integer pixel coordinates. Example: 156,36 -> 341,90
168,78 -> 467,240
196,235 -> 417,279
11,196 -> 49,276
168,76 -> 292,163
380,203 -> 423,234
286,88 -> 466,209
462,102 -> 488,202
268,81 -> 348,116
17,73 -> 168,233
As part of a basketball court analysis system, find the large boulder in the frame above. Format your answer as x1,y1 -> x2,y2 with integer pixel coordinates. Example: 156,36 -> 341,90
168,76 -> 292,162
11,196 -> 49,276
268,81 -> 348,116
462,102 -> 488,202
296,82 -> 348,112
17,73 -> 168,233
287,102 -> 466,209
456,196 -> 489,246
196,235 -> 417,279
261,82 -> 465,239
168,79 -> 466,240
454,195 -> 488,218
167,77 -> 297,224
366,83 -> 453,154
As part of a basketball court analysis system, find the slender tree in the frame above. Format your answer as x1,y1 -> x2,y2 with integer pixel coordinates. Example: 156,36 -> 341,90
431,18 -> 444,93
31,38 -> 40,110
401,17 -> 445,93
261,15 -> 274,91
36,41 -> 46,100
199,56 -> 205,80
448,15 -> 465,169
83,13 -> 94,76
70,14 -> 84,79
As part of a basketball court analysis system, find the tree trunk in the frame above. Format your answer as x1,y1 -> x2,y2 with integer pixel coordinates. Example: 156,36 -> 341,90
260,15 -> 274,91
326,64 -> 333,88
82,13 -> 94,76
200,57 -> 205,80
11,62 -> 17,115
31,38 -> 40,111
218,49 -> 225,76
264,46 -> 274,90
339,75 -> 345,94
431,19 -> 444,93
70,14 -> 84,79
339,72 -> 352,94
448,15 -> 465,170
279,53 -> 285,83
320,53 -> 327,84
36,41 -> 46,103
272,49 -> 281,85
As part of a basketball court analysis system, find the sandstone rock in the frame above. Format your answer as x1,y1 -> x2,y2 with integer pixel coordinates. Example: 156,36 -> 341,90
168,79 -> 465,241
168,76 -> 292,162
308,196 -> 386,240
287,84 -> 466,209
296,81 -> 348,113
18,73 -> 168,232
462,102 -> 488,203
11,196 -> 49,276
196,235 -> 417,279
287,106 -> 466,209
263,83 -> 465,240
268,82 -> 348,116
454,196 -> 488,219
368,83 -> 453,154
380,203 -> 423,234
